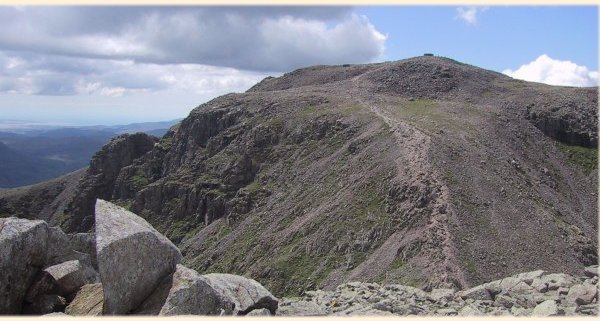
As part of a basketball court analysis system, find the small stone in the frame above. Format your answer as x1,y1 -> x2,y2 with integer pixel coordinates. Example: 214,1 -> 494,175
436,308 -> 457,315
277,300 -> 327,316
584,265 -> 599,278
373,299 -> 393,312
576,303 -> 598,315
427,288 -> 455,302
531,278 -> 549,293
246,308 -> 271,316
532,299 -> 563,316
458,305 -> 483,316
510,281 -> 534,294
515,270 -> 546,285
456,285 -> 492,301
565,283 -> 598,306
541,273 -> 575,290
493,294 -> 516,308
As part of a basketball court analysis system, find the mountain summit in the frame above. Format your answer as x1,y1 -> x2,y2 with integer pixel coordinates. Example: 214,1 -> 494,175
0,56 -> 597,296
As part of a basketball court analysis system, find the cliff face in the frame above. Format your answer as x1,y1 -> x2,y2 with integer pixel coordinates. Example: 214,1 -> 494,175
1,56 -> 597,297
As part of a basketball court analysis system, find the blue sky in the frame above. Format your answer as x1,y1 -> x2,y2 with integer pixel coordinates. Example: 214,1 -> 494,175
358,6 -> 598,71
0,6 -> 597,126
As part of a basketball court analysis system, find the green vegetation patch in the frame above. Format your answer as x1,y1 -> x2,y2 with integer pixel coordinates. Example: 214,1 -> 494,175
130,168 -> 149,189
391,99 -> 477,134
557,143 -> 598,175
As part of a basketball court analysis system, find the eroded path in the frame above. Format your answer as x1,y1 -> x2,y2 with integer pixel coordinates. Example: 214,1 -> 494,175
343,74 -> 466,289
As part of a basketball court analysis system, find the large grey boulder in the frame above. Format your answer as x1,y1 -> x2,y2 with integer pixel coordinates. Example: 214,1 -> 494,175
0,217 -> 49,314
136,264 -> 235,316
136,265 -> 279,316
202,273 -> 279,315
94,199 -> 182,314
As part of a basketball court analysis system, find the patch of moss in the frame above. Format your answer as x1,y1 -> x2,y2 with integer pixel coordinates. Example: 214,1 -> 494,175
264,117 -> 284,129
557,143 -> 598,175
243,181 -> 262,195
157,136 -> 173,149
461,255 -> 478,274
390,255 -> 405,270
130,168 -> 149,189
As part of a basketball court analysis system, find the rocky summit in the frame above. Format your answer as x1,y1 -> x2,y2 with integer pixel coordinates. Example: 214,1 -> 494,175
0,56 -> 598,315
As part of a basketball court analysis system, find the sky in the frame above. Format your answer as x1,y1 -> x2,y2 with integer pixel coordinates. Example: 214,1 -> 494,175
0,5 -> 597,126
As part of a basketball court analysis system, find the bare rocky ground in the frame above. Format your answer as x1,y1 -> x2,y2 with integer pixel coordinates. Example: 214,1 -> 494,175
0,56 -> 597,301
279,267 -> 599,316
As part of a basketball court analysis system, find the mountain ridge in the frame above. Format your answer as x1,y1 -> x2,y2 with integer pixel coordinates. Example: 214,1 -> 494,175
0,56 -> 596,296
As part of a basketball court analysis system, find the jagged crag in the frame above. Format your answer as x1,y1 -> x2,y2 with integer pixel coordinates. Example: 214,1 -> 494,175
1,56 -> 597,297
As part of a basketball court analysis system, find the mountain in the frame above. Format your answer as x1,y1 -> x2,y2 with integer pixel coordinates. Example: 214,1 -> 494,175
0,56 -> 596,297
0,119 -> 180,188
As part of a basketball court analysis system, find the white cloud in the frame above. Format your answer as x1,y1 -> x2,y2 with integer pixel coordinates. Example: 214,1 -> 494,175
503,54 -> 598,87
455,6 -> 488,26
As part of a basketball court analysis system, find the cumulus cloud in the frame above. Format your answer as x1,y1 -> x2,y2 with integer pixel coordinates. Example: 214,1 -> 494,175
503,54 -> 598,87
0,6 -> 385,72
0,6 -> 387,100
455,6 -> 488,26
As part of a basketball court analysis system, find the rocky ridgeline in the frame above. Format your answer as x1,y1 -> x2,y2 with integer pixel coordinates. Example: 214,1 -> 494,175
1,198 -> 597,316
0,199 -> 277,316
279,268 -> 599,316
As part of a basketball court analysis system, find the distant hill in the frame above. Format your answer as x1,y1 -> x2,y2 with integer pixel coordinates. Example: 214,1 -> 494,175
0,141 -> 69,187
0,119 -> 180,188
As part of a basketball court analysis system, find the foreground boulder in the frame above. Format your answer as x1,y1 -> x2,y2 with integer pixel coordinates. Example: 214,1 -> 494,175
202,273 -> 279,315
136,264 -> 235,315
95,199 -> 182,314
135,265 -> 279,316
0,217 -> 49,314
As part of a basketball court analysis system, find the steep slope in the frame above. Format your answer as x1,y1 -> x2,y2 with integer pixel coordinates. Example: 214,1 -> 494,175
0,56 -> 597,297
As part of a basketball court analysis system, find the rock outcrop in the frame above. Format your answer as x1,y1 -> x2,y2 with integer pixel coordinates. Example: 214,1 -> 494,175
0,218 -> 49,314
94,199 -> 182,314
